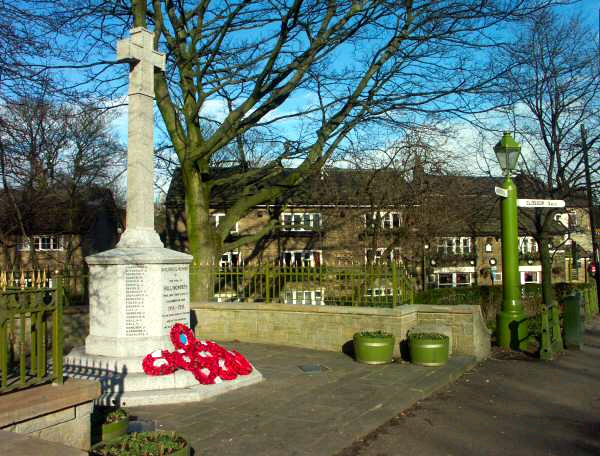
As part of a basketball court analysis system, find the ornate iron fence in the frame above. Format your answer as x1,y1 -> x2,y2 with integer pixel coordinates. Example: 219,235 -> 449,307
0,270 -> 64,393
193,263 -> 415,307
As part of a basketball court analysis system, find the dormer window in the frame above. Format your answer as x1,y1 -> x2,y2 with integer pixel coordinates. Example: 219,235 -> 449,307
518,236 -> 538,254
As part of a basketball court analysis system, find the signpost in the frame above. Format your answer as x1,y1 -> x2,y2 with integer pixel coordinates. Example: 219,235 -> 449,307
517,199 -> 565,208
495,186 -> 508,198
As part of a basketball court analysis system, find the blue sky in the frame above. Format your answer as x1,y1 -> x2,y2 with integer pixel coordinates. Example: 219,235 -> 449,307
101,1 -> 600,195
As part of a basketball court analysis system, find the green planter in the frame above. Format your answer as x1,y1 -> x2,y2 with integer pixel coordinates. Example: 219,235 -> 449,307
91,431 -> 189,456
409,332 -> 449,366
353,331 -> 395,364
101,417 -> 129,442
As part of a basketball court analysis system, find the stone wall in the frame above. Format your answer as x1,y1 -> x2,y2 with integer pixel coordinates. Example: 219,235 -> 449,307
0,379 -> 100,451
192,302 -> 491,360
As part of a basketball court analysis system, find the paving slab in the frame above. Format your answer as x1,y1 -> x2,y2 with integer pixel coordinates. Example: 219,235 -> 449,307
0,429 -> 87,456
127,342 -> 476,455
336,315 -> 600,456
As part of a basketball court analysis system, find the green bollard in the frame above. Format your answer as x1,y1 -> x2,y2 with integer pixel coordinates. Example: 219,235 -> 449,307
563,293 -> 584,349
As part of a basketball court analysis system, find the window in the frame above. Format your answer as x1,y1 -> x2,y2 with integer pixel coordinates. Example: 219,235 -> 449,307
211,213 -> 239,234
438,273 -> 454,287
568,210 -> 581,230
436,237 -> 471,255
366,211 -> 401,230
281,212 -> 321,231
365,248 -> 401,264
522,271 -> 540,284
282,250 -> 321,267
435,271 -> 473,287
219,251 -> 241,268
283,289 -> 324,306
518,236 -> 538,254
18,235 -> 63,252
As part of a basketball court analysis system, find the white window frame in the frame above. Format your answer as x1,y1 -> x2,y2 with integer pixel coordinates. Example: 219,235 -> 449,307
518,236 -> 538,254
211,213 -> 239,234
283,289 -> 324,306
519,265 -> 542,284
365,247 -> 401,264
436,272 -> 473,287
280,212 -> 321,231
282,250 -> 322,267
18,235 -> 64,252
219,251 -> 241,268
365,211 -> 402,230
436,237 -> 471,255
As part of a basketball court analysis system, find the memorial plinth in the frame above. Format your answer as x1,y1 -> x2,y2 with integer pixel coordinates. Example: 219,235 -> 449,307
84,247 -> 192,357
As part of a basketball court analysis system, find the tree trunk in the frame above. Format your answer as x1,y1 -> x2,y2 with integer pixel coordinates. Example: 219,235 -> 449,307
181,164 -> 220,302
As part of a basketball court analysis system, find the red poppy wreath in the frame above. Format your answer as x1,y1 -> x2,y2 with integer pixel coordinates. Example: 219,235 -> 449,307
142,323 -> 254,385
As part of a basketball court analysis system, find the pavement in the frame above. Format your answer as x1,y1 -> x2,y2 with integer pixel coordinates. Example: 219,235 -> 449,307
127,317 -> 600,456
127,342 -> 476,455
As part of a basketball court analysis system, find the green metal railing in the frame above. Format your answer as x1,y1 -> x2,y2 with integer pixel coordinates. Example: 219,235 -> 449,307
195,263 -> 415,307
0,276 -> 63,394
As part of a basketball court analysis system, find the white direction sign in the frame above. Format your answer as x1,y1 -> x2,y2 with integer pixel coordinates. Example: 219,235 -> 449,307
517,199 -> 565,208
494,186 -> 508,198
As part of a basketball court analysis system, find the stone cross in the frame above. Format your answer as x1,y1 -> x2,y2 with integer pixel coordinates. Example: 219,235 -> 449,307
116,27 -> 165,248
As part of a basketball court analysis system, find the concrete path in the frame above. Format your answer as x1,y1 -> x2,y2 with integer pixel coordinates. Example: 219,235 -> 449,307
127,343 -> 476,456
337,317 -> 600,456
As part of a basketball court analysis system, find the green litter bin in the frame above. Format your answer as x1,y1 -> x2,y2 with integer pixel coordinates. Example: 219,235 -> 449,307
563,292 -> 585,349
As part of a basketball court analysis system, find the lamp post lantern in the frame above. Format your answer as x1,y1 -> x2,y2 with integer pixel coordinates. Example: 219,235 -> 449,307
495,132 -> 528,349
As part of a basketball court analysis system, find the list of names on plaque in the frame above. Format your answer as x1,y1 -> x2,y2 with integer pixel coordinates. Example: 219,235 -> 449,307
124,265 -> 148,336
162,265 -> 189,329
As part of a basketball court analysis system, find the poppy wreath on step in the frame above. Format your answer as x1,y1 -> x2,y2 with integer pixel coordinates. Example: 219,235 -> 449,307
142,323 -> 253,384
142,350 -> 177,376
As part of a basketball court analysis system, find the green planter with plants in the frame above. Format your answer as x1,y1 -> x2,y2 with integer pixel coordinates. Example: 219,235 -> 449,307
353,330 -> 395,364
91,431 -> 189,456
408,332 -> 449,366
100,408 -> 129,443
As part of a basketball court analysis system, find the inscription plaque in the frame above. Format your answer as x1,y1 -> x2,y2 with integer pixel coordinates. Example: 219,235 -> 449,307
161,264 -> 190,329
124,265 -> 149,336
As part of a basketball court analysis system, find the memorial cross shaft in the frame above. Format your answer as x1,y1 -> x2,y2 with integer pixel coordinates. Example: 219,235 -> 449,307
116,27 -> 165,248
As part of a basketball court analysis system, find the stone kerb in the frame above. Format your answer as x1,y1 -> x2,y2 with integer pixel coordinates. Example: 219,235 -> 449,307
191,302 -> 491,361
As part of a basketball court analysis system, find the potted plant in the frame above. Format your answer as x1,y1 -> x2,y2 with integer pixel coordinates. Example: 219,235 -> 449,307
91,431 -> 189,456
100,408 -> 129,443
353,330 -> 395,364
408,332 -> 449,366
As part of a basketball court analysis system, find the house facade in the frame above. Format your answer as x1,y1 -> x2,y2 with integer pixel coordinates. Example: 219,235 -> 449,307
0,187 -> 122,274
165,168 -> 593,291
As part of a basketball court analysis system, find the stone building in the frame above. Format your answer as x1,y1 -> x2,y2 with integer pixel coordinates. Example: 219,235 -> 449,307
165,167 -> 593,290
0,186 -> 122,274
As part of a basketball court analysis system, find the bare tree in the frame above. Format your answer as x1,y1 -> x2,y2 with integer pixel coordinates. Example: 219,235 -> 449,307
491,10 -> 600,307
124,1 -> 568,297
30,1 -> 568,297
0,96 -> 125,270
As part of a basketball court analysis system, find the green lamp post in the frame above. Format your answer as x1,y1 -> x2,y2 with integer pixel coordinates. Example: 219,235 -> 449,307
495,132 -> 528,349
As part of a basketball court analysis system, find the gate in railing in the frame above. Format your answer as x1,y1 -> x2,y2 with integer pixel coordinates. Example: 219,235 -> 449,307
0,270 -> 63,393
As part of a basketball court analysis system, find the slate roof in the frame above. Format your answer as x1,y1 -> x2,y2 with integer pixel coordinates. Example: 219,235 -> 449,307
166,166 -> 582,237
0,186 -> 120,236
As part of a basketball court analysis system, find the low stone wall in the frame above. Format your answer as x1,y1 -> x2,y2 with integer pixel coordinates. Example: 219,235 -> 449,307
0,378 -> 100,451
192,303 -> 491,360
